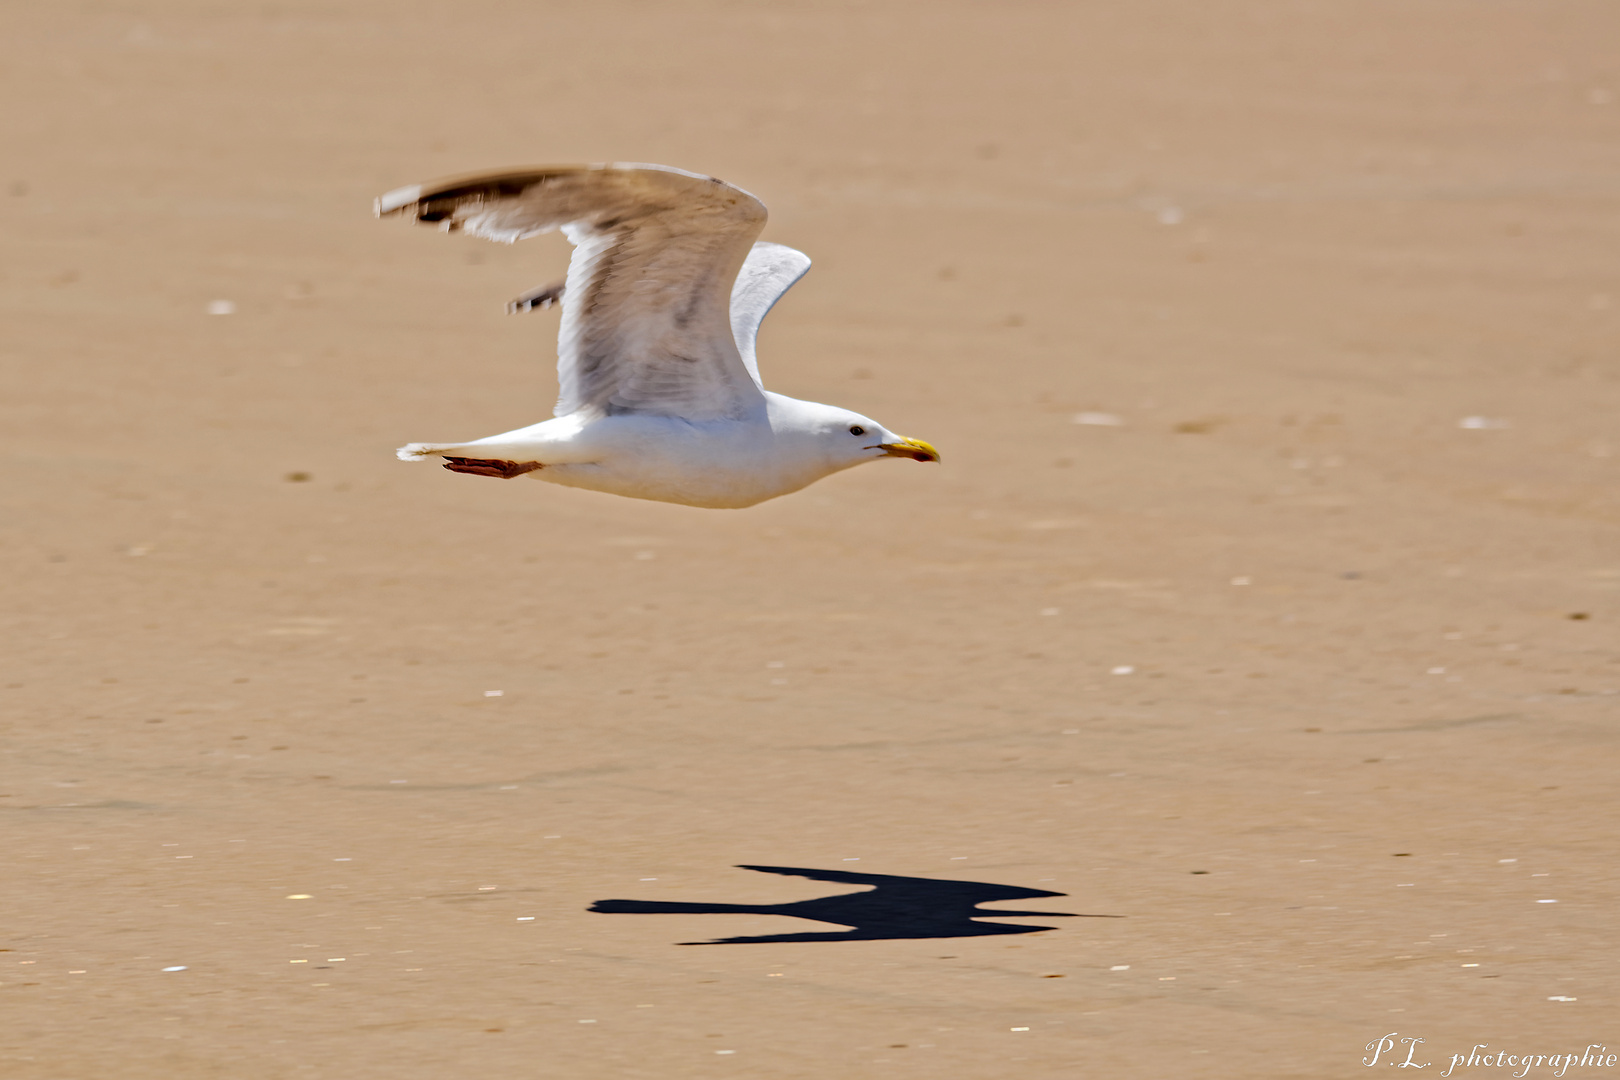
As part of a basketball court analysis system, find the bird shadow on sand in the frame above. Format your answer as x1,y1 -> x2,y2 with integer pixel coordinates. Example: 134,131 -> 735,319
589,865 -> 1123,944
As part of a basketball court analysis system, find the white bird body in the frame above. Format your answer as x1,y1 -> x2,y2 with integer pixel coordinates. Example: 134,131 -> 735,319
422,394 -> 888,510
378,163 -> 938,508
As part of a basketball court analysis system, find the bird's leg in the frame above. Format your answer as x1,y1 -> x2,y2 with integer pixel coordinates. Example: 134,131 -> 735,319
441,457 -> 545,479
506,281 -> 566,314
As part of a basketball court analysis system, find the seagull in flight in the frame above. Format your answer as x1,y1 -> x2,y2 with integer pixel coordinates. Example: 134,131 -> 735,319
376,163 -> 939,509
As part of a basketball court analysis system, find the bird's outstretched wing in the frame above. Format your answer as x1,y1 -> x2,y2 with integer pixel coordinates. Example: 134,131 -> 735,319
729,242 -> 811,389
377,163 -> 769,422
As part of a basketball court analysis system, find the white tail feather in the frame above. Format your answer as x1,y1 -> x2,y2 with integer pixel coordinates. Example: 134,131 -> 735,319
396,443 -> 455,461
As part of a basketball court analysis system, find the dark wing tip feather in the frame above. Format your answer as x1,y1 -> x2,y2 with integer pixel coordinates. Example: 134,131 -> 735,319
374,163 -> 758,227
374,166 -> 594,223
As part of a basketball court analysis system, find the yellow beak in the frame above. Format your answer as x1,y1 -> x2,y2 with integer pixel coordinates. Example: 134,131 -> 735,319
877,436 -> 940,463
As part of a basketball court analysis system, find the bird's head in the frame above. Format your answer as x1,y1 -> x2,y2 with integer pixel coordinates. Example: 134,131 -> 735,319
818,408 -> 940,468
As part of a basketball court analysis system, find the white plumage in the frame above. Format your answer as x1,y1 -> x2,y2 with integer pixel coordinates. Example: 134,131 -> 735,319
377,163 -> 938,509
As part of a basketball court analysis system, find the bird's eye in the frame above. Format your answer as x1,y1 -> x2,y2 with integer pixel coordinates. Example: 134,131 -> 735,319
849,425 -> 865,436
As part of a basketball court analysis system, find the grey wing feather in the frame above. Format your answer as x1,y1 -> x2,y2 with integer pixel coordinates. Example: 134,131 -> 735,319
729,242 -> 811,389
377,163 -> 769,421
507,281 -> 566,314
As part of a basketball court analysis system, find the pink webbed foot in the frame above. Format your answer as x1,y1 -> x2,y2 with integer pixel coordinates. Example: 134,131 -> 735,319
441,457 -> 545,479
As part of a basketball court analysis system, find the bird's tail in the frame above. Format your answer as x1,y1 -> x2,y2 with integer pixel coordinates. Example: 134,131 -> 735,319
397,425 -> 560,463
397,442 -> 463,461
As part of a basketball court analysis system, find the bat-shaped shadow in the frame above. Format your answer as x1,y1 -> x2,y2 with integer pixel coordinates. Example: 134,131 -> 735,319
590,865 -> 1122,944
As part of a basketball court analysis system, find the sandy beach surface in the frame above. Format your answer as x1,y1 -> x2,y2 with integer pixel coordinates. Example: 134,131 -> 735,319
4,2 -> 1618,1076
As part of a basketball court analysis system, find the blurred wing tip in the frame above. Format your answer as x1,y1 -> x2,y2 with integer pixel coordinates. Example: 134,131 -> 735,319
375,184 -> 423,217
